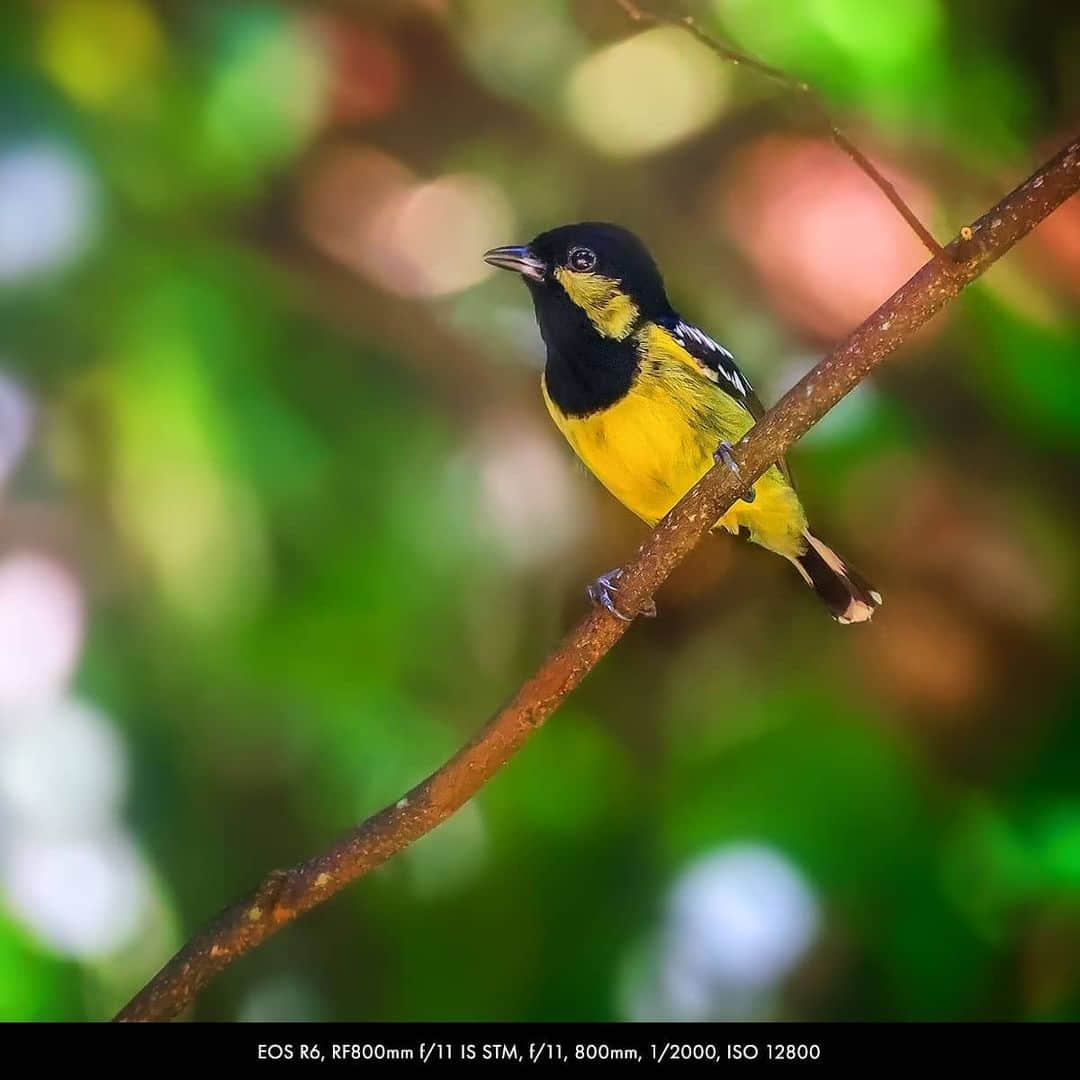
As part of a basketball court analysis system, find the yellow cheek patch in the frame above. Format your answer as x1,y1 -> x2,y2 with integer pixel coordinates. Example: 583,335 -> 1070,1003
554,268 -> 639,340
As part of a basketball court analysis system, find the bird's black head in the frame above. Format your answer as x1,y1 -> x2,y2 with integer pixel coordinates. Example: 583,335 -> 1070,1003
484,222 -> 673,345
484,223 -> 674,416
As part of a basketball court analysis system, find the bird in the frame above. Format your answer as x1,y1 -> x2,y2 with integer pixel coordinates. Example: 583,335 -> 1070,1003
483,222 -> 881,624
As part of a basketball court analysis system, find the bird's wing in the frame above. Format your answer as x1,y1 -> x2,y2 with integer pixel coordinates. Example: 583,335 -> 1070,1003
660,315 -> 794,484
660,316 -> 766,420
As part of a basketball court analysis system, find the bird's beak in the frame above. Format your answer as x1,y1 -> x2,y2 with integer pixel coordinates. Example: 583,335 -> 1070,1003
483,244 -> 546,282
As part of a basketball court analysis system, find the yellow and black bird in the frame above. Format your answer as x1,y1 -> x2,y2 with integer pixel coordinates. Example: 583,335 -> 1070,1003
484,222 -> 881,624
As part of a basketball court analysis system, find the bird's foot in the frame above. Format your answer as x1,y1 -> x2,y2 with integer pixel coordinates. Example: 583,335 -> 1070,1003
586,567 -> 657,621
714,440 -> 755,503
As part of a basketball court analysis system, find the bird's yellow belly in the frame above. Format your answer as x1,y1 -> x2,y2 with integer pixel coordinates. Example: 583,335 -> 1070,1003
542,366 -> 807,559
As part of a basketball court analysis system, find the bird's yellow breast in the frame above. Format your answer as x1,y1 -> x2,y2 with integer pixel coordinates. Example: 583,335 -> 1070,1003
542,324 -> 807,558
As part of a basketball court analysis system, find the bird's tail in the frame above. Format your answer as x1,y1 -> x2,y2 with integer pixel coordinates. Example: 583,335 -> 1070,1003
790,531 -> 882,625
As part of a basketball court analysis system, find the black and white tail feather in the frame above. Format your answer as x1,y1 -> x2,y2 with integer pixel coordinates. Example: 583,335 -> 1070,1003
790,532 -> 882,625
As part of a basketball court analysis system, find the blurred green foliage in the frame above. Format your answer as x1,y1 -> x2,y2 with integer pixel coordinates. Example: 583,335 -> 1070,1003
0,0 -> 1078,1021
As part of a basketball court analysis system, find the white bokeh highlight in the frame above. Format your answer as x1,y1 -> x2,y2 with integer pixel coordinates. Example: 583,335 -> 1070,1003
0,552 -> 85,708
0,142 -> 96,283
0,698 -> 127,835
626,843 -> 821,1021
0,547 -> 156,961
1,831 -> 151,959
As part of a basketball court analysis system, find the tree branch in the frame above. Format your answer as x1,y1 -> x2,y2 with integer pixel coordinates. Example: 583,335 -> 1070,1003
113,136 -> 1079,1022
614,0 -> 946,259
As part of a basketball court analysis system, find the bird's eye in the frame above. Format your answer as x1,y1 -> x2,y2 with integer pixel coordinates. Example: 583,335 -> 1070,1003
567,246 -> 597,272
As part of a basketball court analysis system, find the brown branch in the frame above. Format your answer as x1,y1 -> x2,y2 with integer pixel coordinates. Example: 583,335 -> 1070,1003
614,0 -> 946,259
114,137 -> 1079,1022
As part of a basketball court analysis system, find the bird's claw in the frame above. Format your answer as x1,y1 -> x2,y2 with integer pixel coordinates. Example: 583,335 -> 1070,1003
586,568 -> 657,621
714,440 -> 755,503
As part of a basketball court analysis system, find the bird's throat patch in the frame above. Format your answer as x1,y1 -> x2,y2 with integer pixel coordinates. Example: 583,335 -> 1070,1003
554,268 -> 639,340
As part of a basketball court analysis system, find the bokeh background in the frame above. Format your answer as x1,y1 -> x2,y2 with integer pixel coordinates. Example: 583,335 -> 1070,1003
1,0 -> 1078,1022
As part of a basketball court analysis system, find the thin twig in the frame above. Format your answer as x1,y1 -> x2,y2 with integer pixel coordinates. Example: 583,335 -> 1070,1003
614,0 -> 947,259
114,137 -> 1080,1022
